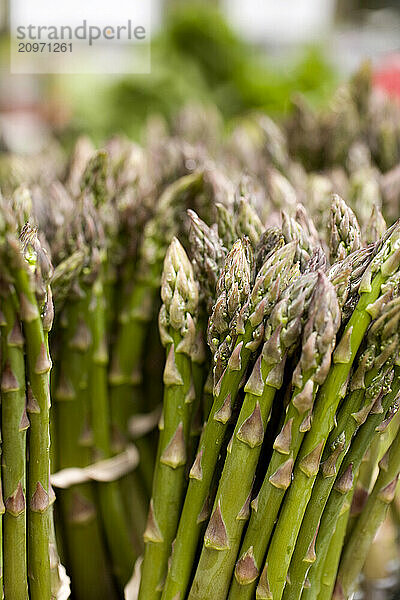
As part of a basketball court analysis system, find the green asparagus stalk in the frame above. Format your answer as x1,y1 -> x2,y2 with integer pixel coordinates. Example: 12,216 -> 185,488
55,293 -> 116,600
235,197 -> 264,247
350,437 -> 380,521
52,204 -> 118,599
188,327 -> 207,454
7,235 -> 52,599
0,286 -> 28,600
229,271 -> 338,600
364,205 -> 387,245
329,244 -> 376,324
19,223 -> 68,600
334,426 -> 400,599
59,188 -> 135,588
109,174 -> 203,488
256,221 -> 400,600
281,210 -> 315,271
282,295 -> 400,600
190,271 -> 338,600
303,366 -> 400,600
88,270 -> 135,587
161,241 -> 298,600
303,247 -> 327,275
187,209 -> 226,313
328,194 -> 361,264
80,150 -> 108,207
215,203 -> 237,250
42,282 -> 69,600
255,228 -> 285,273
138,238 -> 199,600
316,499 -> 351,600
207,237 -> 254,382
187,209 -> 225,436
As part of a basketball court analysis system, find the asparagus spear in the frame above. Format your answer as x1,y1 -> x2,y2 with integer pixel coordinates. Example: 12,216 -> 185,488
316,507 -> 350,600
281,210 -> 315,271
6,229 -> 53,600
235,197 -> 264,248
87,238 -> 135,587
55,294 -> 116,600
109,174 -> 203,488
229,271 -> 338,600
303,367 -> 400,600
0,286 -> 28,600
255,228 -> 285,273
187,209 -> 225,435
19,222 -> 69,600
207,237 -> 254,382
364,205 -> 387,245
215,203 -> 237,250
257,221 -> 400,600
328,245 -> 375,323
51,203 -> 118,598
187,209 -> 226,314
161,241 -> 298,600
42,279 -> 69,600
334,426 -> 400,599
190,271 -> 338,600
328,194 -> 361,264
283,295 -> 400,600
138,238 -> 199,600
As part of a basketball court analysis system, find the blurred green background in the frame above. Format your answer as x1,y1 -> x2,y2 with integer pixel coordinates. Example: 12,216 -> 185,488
0,0 -> 399,150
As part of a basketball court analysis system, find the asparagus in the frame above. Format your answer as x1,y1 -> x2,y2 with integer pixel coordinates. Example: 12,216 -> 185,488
51,199 -> 118,598
316,507 -> 350,600
161,241 -> 298,600
328,194 -> 361,264
328,245 -> 375,323
138,238 -> 199,600
255,228 -> 285,273
215,203 -> 237,250
229,271 -> 338,600
317,487 -> 365,600
7,230 -> 53,599
88,250 -> 135,587
187,209 -> 226,313
55,294 -> 116,600
190,271 -> 338,600
42,282 -> 69,600
281,210 -> 315,271
0,65 -> 399,600
335,426 -> 400,599
350,436 -> 380,524
283,295 -> 400,600
207,237 -> 254,382
235,197 -> 264,247
20,220 -> 69,600
20,224 -> 69,600
256,221 -> 400,600
109,174 -> 203,489
364,205 -> 387,245
0,286 -> 28,600
303,366 -> 400,600
187,209 -> 226,432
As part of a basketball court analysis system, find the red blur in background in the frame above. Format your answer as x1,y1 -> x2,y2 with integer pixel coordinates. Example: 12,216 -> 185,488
374,54 -> 400,101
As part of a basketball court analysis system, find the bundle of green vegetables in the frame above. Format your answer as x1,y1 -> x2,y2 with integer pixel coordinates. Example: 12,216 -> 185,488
0,64 -> 400,600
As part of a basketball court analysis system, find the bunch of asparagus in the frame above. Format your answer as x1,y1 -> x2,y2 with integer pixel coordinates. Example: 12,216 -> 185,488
0,133 -> 210,600
0,63 -> 399,600
138,193 -> 400,600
